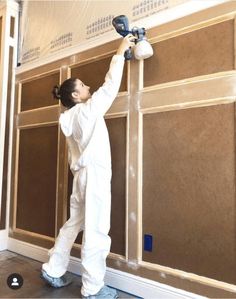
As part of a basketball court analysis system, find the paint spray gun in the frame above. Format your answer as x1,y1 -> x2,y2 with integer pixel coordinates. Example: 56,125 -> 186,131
112,15 -> 153,60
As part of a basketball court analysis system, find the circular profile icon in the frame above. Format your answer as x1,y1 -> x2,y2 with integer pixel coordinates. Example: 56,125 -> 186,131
7,273 -> 23,290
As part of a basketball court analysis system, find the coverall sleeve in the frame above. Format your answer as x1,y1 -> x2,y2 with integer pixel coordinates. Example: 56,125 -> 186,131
83,54 -> 125,117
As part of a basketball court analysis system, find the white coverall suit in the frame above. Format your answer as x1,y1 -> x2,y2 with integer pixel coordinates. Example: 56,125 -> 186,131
42,54 -> 125,297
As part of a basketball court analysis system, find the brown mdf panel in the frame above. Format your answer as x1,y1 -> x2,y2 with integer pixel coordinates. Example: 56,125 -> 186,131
71,56 -> 127,94
0,46 -> 14,229
67,117 -> 126,256
16,126 -> 58,237
142,103 -> 236,284
144,20 -> 234,86
10,16 -> 15,38
106,117 -> 126,255
21,72 -> 60,111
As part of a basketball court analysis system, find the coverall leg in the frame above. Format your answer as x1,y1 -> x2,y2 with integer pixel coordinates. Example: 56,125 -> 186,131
80,165 -> 112,296
42,165 -> 112,297
42,168 -> 86,278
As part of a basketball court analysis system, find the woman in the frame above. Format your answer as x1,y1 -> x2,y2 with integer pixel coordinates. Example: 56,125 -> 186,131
41,34 -> 136,299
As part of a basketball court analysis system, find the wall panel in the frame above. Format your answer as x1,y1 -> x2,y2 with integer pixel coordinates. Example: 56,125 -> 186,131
10,16 -> 15,38
144,20 -> 234,86
142,103 -> 236,284
71,56 -> 127,94
106,117 -> 126,256
16,126 -> 58,237
21,72 -> 60,111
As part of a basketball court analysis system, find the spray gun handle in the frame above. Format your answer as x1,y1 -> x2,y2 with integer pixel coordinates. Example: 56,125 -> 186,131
124,47 -> 132,60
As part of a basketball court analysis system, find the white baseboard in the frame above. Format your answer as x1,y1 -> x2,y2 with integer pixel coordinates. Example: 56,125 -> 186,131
0,229 -> 8,251
7,237 -> 206,299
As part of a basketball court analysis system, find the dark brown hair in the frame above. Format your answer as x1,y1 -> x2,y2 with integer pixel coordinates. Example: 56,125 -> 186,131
52,78 -> 77,108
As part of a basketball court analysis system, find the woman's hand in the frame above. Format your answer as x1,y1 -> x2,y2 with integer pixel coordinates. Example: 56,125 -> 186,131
116,34 -> 137,56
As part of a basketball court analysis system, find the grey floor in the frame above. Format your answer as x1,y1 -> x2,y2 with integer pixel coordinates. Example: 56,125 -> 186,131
0,250 -> 139,298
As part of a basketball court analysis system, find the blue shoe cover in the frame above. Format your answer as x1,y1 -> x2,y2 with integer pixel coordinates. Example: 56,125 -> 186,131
82,285 -> 118,298
40,269 -> 72,288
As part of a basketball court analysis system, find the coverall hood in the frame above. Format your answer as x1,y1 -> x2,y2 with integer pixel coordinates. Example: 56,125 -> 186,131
59,105 -> 78,137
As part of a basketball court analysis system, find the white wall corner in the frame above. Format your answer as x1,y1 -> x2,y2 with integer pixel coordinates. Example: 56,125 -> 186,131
0,0 -> 19,240
0,229 -> 8,251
